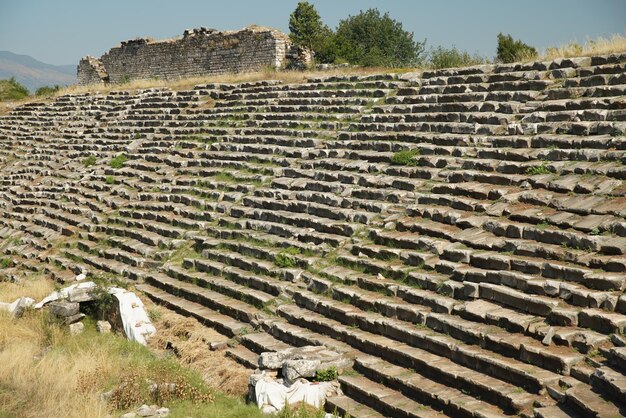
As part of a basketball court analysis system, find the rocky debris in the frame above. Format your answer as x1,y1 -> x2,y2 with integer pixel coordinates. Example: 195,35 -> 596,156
69,322 -> 84,335
48,300 -> 80,318
259,346 -> 350,373
250,346 -> 348,412
0,297 -> 34,318
96,320 -> 112,333
120,404 -> 169,418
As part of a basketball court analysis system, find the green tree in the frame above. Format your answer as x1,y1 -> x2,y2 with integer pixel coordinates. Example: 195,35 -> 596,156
428,46 -> 487,69
332,9 -> 425,67
288,1 -> 334,63
496,33 -> 537,63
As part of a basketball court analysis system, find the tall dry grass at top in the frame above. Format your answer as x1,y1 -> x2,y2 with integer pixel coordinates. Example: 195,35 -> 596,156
53,65 -> 409,98
539,33 -> 626,60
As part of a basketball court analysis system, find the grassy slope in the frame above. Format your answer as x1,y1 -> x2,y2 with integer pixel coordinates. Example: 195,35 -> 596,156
0,277 -> 265,418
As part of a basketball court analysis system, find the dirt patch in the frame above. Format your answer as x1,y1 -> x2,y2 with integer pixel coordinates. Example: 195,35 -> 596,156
146,304 -> 252,396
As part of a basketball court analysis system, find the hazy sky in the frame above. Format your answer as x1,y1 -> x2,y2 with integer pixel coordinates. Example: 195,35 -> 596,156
0,0 -> 624,66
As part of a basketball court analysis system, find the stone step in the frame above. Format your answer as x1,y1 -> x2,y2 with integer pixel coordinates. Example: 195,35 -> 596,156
564,384 -> 624,418
239,332 -> 292,355
144,272 -> 265,324
293,289 -> 562,393
277,303 -> 538,412
225,345 -> 258,369
354,356 -> 510,418
325,395 -> 385,418
338,374 -> 448,418
136,283 -> 250,337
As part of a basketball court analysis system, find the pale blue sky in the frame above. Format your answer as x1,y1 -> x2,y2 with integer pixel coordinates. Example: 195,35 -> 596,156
0,0 -> 624,66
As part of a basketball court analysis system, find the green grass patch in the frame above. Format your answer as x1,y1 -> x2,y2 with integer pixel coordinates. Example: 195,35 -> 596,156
314,366 -> 338,382
110,154 -> 128,169
274,247 -> 301,268
526,163 -> 551,175
83,155 -> 97,167
391,149 -> 420,166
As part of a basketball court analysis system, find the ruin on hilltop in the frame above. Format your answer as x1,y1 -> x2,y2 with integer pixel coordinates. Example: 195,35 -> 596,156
77,25 -> 307,85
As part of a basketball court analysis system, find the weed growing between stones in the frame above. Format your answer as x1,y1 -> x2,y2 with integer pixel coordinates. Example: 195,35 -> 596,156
110,154 -> 128,169
275,246 -> 301,268
313,366 -> 338,382
391,148 -> 420,166
83,155 -> 97,167
526,163 -> 551,175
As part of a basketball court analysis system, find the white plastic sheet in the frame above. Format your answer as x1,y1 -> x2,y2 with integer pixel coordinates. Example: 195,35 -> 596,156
108,287 -> 156,345
255,377 -> 334,413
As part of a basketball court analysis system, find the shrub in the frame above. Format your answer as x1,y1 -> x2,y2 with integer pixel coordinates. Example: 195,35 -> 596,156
314,366 -> 338,382
275,247 -> 300,268
391,149 -> 420,166
526,164 -> 551,175
83,155 -> 97,167
110,154 -> 128,169
332,8 -> 426,67
105,175 -> 115,185
35,85 -> 60,97
0,77 -> 29,101
496,33 -> 537,63
428,46 -> 487,69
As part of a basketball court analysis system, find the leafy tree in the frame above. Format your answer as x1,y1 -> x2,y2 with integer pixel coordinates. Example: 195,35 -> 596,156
288,1 -> 334,63
332,9 -> 425,67
428,46 -> 487,69
496,33 -> 537,63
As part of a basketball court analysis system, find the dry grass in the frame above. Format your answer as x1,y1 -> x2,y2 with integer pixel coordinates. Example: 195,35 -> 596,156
0,65 -> 409,114
539,33 -> 626,61
0,311 -> 109,418
49,65 -> 410,98
0,278 -> 261,418
147,304 -> 251,396
0,275 -> 55,303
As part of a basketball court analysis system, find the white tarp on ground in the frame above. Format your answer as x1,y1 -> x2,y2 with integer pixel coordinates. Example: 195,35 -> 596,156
255,377 -> 334,413
34,281 -> 98,308
108,287 -> 156,345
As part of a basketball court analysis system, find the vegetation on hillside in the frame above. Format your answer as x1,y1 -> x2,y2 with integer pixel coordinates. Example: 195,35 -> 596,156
0,77 -> 29,101
288,2 -> 425,67
35,84 -> 61,97
496,33 -> 538,63
427,45 -> 488,69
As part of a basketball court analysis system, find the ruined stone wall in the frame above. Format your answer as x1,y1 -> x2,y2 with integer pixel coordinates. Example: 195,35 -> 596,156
77,26 -> 291,85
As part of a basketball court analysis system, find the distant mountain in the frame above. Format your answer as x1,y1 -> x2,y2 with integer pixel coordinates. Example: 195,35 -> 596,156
0,51 -> 76,93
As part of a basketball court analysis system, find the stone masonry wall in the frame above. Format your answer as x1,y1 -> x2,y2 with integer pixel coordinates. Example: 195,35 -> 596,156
77,26 -> 291,85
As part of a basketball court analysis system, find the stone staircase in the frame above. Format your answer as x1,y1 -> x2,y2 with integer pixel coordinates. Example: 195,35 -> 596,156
1,54 -> 626,417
